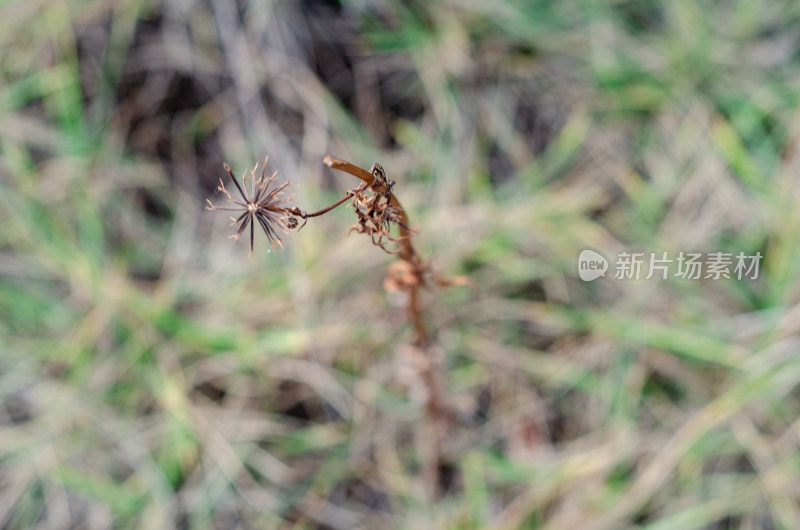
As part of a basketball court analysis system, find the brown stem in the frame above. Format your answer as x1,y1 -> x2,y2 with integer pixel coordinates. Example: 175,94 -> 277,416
286,190 -> 356,220
323,154 -> 446,496
323,155 -> 426,342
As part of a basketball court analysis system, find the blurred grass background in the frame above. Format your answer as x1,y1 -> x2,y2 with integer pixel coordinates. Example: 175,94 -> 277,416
2,0 -> 800,528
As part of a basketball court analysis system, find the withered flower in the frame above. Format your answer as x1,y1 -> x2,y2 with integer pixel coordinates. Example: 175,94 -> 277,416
206,158 -> 297,252
348,163 -> 412,255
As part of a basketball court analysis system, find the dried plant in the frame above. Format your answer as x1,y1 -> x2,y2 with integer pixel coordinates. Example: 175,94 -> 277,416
347,163 -> 412,254
205,160 -> 298,251
208,154 -> 472,497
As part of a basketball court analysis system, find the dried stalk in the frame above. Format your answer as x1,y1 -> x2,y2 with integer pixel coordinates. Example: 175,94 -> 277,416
322,155 -> 447,496
209,155 -> 465,497
322,155 -> 429,343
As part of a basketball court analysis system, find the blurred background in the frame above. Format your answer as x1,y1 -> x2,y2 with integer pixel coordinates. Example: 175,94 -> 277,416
3,0 -> 800,528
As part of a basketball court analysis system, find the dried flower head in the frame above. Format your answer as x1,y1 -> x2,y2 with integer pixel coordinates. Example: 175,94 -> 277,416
206,158 -> 298,252
348,163 -> 413,255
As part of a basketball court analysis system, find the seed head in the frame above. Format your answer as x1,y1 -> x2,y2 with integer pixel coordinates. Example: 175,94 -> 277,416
206,158 -> 299,252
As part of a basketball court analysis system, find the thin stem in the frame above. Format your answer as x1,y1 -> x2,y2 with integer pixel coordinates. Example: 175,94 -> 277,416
223,163 -> 249,202
302,190 -> 360,218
